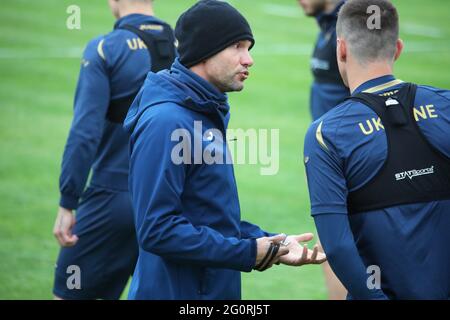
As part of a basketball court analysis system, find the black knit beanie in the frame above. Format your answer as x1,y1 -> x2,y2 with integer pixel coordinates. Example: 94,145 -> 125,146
175,0 -> 255,68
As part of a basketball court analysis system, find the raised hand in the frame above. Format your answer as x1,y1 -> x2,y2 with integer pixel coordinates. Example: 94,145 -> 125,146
278,233 -> 327,266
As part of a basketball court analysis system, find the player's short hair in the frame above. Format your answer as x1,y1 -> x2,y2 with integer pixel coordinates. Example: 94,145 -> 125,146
336,0 -> 399,64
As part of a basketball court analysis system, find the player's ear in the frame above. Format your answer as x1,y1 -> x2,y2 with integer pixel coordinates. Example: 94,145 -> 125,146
336,37 -> 347,63
394,39 -> 403,61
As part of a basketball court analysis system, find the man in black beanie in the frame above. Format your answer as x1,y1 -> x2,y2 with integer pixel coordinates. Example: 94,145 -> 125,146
175,0 -> 256,92
124,0 -> 326,299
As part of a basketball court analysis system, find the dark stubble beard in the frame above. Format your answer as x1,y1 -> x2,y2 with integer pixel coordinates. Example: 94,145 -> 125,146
212,72 -> 244,93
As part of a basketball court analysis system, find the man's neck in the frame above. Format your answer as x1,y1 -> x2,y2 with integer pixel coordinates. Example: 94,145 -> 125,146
119,5 -> 154,19
189,64 -> 225,94
347,62 -> 394,94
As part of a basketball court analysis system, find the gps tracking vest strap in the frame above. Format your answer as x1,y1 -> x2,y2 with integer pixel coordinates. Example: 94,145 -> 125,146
346,83 -> 450,215
106,23 -> 176,124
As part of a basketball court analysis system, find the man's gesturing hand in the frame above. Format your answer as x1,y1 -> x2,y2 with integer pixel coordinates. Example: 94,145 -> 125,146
278,233 -> 327,266
53,206 -> 79,247
254,234 -> 289,271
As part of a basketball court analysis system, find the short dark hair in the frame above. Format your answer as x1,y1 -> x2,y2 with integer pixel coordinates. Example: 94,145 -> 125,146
336,0 -> 399,64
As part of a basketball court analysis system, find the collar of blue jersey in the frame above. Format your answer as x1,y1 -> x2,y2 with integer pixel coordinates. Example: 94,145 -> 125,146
316,0 -> 345,29
113,13 -> 158,30
352,74 -> 404,95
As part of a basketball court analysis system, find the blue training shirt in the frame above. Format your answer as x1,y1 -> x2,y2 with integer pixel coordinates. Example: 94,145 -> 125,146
304,75 -> 450,299
59,14 -> 174,209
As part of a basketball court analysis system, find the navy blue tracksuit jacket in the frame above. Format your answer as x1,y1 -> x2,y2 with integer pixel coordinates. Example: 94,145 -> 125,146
124,59 -> 274,300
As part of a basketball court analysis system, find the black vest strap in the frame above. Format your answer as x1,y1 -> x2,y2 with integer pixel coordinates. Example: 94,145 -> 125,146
347,83 -> 450,214
106,23 -> 176,123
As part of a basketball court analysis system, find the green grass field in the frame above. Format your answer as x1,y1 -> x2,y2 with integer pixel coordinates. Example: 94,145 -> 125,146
0,0 -> 449,300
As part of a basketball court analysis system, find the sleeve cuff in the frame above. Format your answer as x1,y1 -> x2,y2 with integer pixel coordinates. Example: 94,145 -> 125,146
59,194 -> 80,210
241,238 -> 257,272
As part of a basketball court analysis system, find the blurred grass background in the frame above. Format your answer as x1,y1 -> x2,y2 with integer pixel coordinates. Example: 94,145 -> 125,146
0,0 -> 449,299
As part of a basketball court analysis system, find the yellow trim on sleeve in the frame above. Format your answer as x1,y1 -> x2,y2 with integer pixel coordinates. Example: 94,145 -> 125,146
97,39 -> 106,61
316,121 -> 329,151
363,79 -> 404,93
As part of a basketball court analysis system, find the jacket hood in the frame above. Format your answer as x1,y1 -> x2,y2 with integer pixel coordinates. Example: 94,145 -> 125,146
123,58 -> 230,134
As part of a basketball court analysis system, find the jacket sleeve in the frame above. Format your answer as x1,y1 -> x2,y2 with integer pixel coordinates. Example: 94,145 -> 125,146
59,37 -> 110,209
239,221 -> 277,239
129,108 -> 256,272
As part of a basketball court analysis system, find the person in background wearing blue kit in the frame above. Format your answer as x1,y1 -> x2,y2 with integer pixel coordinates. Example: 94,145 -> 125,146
52,0 -> 176,299
124,0 -> 326,300
297,0 -> 349,121
304,0 -> 450,299
297,0 -> 348,300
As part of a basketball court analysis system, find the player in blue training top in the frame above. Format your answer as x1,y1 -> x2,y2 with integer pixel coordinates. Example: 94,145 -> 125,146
52,0 -> 176,299
298,0 -> 349,299
298,0 -> 349,120
304,0 -> 450,299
